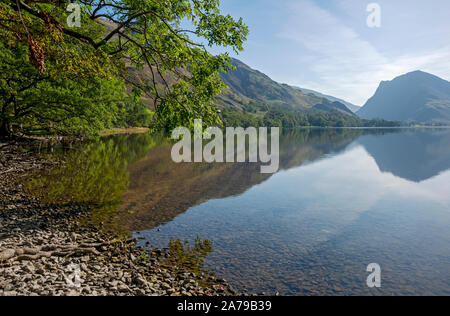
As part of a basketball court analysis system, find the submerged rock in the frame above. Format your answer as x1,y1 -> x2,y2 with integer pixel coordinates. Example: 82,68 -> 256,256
0,143 -> 240,297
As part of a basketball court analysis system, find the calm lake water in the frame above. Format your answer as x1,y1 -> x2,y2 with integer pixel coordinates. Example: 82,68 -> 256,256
29,128 -> 450,295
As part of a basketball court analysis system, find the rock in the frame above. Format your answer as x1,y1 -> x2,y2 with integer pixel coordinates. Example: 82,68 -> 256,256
36,268 -> 45,275
136,288 -> 146,296
67,290 -> 79,296
132,275 -> 147,288
0,249 -> 15,262
117,283 -> 129,293
213,284 -> 225,292
160,282 -> 171,290
3,284 -> 13,292
80,263 -> 89,272
0,145 -> 243,297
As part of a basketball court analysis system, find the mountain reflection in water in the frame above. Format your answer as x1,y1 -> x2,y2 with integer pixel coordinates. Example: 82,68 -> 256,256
27,128 -> 450,295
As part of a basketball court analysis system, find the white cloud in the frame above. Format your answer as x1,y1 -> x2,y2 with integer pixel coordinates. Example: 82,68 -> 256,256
277,0 -> 450,105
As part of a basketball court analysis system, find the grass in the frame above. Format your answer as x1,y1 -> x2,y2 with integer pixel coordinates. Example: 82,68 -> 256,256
100,127 -> 150,137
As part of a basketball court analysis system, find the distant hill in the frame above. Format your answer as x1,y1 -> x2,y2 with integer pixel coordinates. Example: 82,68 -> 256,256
124,56 -> 353,116
313,99 -> 355,116
218,59 -> 355,116
295,87 -> 361,113
357,71 -> 450,124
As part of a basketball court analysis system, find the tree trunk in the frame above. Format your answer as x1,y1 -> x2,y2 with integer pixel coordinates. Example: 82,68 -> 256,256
0,119 -> 11,138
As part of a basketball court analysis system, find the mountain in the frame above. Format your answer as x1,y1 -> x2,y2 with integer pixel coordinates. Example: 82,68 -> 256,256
346,104 -> 362,113
100,19 -> 352,116
217,59 -> 355,115
123,51 -> 356,117
295,87 -> 361,113
313,99 -> 354,115
357,71 -> 450,123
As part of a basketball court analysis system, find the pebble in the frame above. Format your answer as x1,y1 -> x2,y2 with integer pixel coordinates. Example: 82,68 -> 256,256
0,144 -> 240,297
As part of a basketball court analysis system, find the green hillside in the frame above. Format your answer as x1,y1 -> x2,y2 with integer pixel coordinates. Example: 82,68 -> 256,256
217,59 -> 331,111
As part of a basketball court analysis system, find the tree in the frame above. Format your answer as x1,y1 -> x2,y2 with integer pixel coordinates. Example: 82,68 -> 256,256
0,1 -> 248,135
0,41 -> 127,137
116,96 -> 153,128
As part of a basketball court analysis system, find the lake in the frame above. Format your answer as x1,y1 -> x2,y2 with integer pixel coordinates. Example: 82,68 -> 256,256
29,128 -> 450,295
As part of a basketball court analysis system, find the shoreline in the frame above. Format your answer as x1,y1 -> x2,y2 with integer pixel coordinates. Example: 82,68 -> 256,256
0,142 -> 238,296
100,127 -> 150,137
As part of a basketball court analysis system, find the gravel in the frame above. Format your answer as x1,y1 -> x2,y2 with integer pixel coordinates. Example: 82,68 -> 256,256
0,142 -> 239,296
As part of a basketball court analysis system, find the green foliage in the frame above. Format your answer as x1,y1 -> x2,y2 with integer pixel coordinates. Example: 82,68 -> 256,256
25,133 -> 163,234
135,252 -> 150,264
266,108 -> 401,128
116,96 -> 153,128
0,41 -> 129,137
165,237 -> 214,275
0,1 -> 248,136
217,58 -> 324,110
221,108 -> 264,128
222,105 -> 402,128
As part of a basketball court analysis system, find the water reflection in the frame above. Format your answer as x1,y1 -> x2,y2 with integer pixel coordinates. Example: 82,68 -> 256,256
118,128 -> 382,231
26,134 -> 167,234
132,128 -> 450,295
26,128 -> 450,295
358,129 -> 450,182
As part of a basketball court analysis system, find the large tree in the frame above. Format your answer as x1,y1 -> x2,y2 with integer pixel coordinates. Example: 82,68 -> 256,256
0,40 -> 129,136
0,0 -> 248,136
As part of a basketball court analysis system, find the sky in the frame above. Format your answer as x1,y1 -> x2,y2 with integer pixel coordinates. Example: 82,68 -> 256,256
209,0 -> 450,106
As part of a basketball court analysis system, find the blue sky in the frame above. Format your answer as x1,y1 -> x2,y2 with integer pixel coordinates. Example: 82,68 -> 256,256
209,0 -> 450,105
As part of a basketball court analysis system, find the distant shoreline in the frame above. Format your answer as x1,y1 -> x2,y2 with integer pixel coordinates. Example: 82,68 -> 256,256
282,125 -> 450,130
100,127 -> 150,137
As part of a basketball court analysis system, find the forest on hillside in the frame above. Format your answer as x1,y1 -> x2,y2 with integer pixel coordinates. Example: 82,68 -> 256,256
222,104 -> 401,128
0,0 -> 248,138
0,1 -> 401,140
